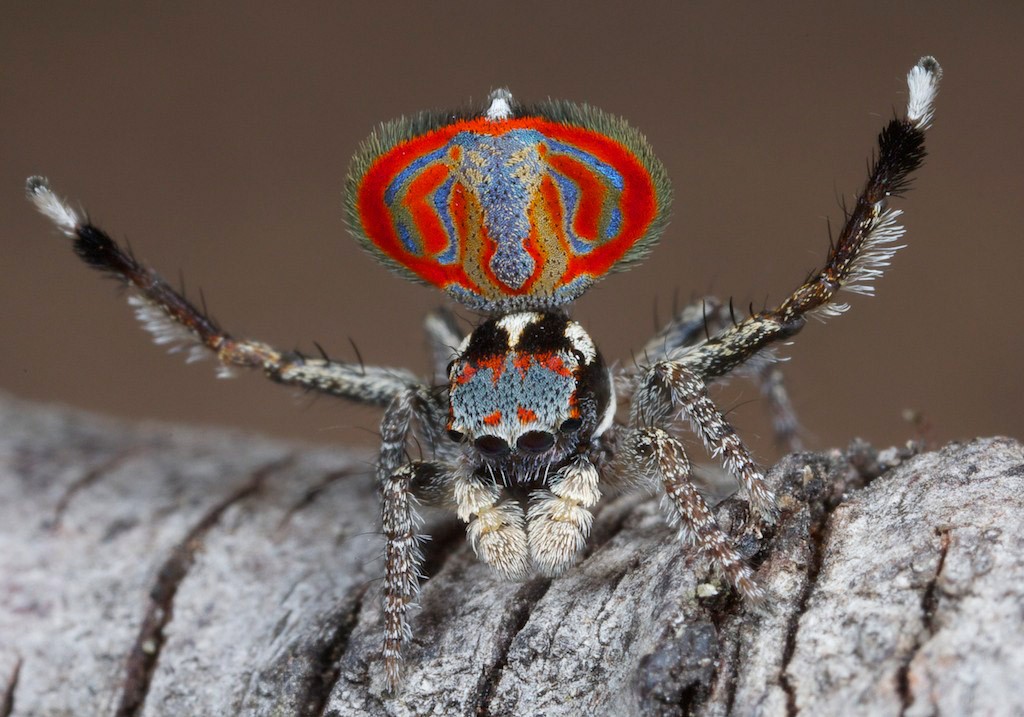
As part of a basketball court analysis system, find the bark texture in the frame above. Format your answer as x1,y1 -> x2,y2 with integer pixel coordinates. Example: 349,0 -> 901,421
0,393 -> 1021,717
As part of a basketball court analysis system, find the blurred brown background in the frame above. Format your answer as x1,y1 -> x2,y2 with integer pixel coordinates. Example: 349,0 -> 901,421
3,2 -> 1022,461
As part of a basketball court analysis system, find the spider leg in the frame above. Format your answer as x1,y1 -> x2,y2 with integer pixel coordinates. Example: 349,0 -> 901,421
381,458 -> 466,693
527,454 -> 602,576
639,295 -> 722,365
26,177 -> 423,407
675,58 -> 941,382
615,426 -> 763,601
635,360 -> 777,525
378,391 -> 465,691
637,296 -> 804,450
423,306 -> 464,384
758,364 -> 803,452
380,460 -> 423,693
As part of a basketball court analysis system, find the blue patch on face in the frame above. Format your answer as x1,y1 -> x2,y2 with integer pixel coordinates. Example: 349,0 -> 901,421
450,352 -> 578,444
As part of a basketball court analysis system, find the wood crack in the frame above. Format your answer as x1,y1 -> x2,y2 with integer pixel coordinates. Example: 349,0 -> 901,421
897,529 -> 951,716
777,512 -> 830,717
276,465 -> 364,532
302,583 -> 370,717
774,450 -> 905,716
775,457 -> 852,717
1,658 -> 20,717
49,449 -> 137,529
5,393 -> 1019,716
473,577 -> 552,717
114,454 -> 295,717
706,591 -> 743,717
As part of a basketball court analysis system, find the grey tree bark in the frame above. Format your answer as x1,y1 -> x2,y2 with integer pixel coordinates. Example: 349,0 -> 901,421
1,392 -> 1021,717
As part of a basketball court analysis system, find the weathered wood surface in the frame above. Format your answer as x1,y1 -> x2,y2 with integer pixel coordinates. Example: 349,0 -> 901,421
1,393 -> 1022,717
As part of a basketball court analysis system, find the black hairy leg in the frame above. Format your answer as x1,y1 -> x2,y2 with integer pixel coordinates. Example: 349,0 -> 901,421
673,60 -> 940,383
26,176 -> 423,408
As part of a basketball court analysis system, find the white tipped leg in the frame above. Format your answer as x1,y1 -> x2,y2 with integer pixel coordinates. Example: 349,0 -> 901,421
907,56 -> 942,130
671,57 -> 939,382
24,178 -> 423,405
26,176 -> 83,236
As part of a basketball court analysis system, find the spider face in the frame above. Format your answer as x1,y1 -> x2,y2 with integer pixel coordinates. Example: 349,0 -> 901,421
28,56 -> 940,693
446,311 -> 614,473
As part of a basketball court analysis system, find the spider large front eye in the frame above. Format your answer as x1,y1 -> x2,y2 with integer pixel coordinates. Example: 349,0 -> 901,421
517,430 -> 555,453
474,435 -> 510,457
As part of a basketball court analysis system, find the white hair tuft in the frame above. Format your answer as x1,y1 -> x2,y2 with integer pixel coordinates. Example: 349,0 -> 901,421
906,56 -> 942,130
26,176 -> 83,237
485,88 -> 514,121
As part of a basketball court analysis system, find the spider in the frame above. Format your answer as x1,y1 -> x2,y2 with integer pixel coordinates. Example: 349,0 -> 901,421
27,56 -> 940,691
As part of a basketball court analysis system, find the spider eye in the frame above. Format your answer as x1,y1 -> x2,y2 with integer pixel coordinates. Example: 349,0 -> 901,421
517,431 -> 555,453
558,417 -> 583,434
475,435 -> 510,457
447,428 -> 465,443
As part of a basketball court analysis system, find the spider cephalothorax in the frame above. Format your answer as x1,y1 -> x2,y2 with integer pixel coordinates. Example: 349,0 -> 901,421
28,57 -> 941,693
446,311 -> 614,469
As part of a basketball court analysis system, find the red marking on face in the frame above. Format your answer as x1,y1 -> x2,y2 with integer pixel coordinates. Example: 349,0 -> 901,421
455,363 -> 477,385
513,354 -> 532,377
567,393 -> 581,419
483,410 -> 503,427
517,406 -> 538,424
476,355 -> 506,384
539,354 -> 574,378
512,351 -> 575,379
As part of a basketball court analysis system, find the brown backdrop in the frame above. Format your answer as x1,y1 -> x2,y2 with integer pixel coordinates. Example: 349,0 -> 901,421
3,2 -> 1022,461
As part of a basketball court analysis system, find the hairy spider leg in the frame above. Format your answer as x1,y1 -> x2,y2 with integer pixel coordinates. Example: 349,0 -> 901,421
601,57 -> 941,599
26,177 -> 426,409
612,425 -> 763,601
424,307 -> 464,385
638,296 -> 804,451
675,58 -> 941,382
